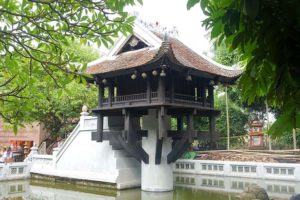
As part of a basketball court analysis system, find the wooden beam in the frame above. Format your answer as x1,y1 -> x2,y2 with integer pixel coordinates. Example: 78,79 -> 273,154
146,77 -> 151,103
155,138 -> 163,164
167,134 -> 190,164
110,132 -> 149,164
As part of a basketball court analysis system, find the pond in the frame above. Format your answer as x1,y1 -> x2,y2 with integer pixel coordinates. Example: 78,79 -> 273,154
1,174 -> 298,200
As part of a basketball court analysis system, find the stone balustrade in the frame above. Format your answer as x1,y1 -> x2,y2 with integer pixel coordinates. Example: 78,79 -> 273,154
0,162 -> 30,181
174,159 -> 300,181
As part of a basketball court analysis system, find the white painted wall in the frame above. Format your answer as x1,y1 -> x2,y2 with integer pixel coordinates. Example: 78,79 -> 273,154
30,113 -> 141,189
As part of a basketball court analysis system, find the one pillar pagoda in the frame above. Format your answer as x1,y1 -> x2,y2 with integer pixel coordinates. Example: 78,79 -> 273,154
87,23 -> 241,191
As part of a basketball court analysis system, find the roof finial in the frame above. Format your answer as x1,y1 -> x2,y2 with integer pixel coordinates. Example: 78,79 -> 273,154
163,32 -> 169,42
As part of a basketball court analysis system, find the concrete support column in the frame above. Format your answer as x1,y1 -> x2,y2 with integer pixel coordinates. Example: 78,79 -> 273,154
141,109 -> 173,192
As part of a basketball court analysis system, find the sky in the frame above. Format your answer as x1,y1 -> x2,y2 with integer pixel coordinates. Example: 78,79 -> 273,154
126,0 -> 212,55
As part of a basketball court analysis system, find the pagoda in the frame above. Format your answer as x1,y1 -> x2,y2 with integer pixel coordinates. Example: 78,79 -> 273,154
87,23 -> 241,191
249,120 -> 265,150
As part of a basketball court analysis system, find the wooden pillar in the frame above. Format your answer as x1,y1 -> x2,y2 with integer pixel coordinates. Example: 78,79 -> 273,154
209,115 -> 216,147
170,76 -> 175,103
124,109 -> 135,144
108,81 -> 114,107
208,85 -> 214,107
98,83 -> 104,108
158,76 -> 166,103
146,77 -> 151,103
158,106 -> 167,139
201,86 -> 206,106
187,113 -> 194,142
177,116 -> 183,131
96,113 -> 103,142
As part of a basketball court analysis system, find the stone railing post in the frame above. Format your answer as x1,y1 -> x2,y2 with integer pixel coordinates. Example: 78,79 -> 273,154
26,146 -> 38,162
80,105 -> 89,129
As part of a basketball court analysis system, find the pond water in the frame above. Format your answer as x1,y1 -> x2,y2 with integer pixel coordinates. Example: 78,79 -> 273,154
1,174 -> 299,200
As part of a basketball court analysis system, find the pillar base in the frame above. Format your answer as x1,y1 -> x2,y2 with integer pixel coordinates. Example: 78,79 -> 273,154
141,109 -> 173,192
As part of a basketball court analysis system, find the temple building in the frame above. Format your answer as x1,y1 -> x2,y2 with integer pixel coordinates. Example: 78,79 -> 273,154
87,23 -> 241,191
0,119 -> 48,152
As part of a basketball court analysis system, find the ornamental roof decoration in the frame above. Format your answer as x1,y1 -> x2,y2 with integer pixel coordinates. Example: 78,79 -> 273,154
87,22 -> 242,82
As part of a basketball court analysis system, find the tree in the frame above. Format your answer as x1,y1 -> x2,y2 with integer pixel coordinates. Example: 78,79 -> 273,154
2,40 -> 99,136
214,44 -> 248,147
0,0 -> 140,130
33,81 -> 98,138
31,40 -> 99,138
187,0 -> 300,136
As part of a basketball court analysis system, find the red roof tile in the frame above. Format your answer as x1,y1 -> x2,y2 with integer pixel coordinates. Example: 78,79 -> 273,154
86,36 -> 242,79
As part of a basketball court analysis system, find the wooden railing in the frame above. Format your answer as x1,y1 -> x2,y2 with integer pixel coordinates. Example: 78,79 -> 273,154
151,92 -> 158,98
102,92 -> 210,107
114,93 -> 147,102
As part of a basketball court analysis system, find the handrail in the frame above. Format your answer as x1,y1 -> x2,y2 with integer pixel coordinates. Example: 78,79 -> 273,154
55,123 -> 80,162
102,92 -> 210,106
114,93 -> 146,102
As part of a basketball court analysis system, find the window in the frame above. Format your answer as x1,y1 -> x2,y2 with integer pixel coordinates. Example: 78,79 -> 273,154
288,168 -> 294,175
202,164 -> 224,172
186,164 -> 190,169
231,165 -> 256,173
208,165 -> 212,171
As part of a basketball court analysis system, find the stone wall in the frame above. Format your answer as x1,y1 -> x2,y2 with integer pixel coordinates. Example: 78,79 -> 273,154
0,119 -> 49,147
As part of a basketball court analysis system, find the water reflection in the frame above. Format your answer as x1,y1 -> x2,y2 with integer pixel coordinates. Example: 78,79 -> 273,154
0,175 -> 299,200
174,174 -> 300,199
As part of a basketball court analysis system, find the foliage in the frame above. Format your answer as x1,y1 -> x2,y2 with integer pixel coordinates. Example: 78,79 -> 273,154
215,92 -> 248,137
270,129 -> 300,150
2,40 -> 99,136
214,42 -> 240,66
33,81 -> 98,137
0,0 -> 140,130
187,0 -> 300,136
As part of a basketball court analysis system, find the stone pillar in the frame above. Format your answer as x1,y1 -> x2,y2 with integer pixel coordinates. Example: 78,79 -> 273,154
141,109 -> 173,192
141,191 -> 173,200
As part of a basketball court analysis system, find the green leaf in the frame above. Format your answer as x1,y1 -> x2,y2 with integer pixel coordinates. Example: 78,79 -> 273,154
211,20 -> 223,39
187,0 -> 200,10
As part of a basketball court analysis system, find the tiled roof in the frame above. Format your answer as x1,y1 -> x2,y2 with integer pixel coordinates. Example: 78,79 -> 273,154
86,37 -> 242,79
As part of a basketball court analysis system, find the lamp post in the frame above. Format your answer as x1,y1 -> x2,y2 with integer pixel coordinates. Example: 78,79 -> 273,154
293,128 -> 297,150
225,86 -> 230,150
218,86 -> 230,150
